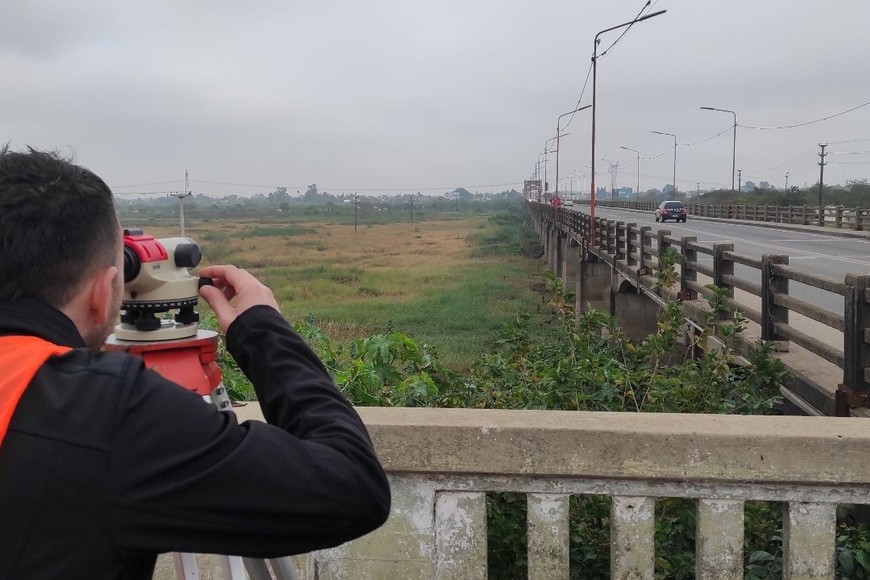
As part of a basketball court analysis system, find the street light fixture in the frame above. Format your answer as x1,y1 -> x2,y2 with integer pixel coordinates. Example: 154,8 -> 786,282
651,130 -> 677,196
590,9 -> 667,227
700,106 -> 737,193
620,146 -> 640,201
556,105 -> 591,199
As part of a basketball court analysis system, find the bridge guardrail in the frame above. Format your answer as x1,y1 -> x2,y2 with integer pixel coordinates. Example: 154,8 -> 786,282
528,201 -> 870,415
575,198 -> 870,230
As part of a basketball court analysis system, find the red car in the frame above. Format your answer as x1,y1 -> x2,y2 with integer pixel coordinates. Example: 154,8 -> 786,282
655,200 -> 687,223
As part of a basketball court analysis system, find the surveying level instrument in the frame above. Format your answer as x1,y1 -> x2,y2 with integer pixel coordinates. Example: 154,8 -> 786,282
105,230 -> 298,580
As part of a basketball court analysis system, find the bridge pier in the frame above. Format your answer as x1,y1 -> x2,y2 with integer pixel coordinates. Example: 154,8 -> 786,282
577,259 -> 611,315
545,226 -> 557,271
554,231 -> 564,278
611,282 -> 660,342
562,241 -> 579,294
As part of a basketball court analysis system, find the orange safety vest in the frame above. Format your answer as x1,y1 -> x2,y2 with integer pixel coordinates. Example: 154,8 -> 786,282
0,336 -> 72,445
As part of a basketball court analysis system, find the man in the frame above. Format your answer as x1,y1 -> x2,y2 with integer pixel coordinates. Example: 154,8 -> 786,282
0,147 -> 390,579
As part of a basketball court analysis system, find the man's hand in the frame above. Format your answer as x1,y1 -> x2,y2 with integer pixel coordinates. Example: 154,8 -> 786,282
198,265 -> 280,333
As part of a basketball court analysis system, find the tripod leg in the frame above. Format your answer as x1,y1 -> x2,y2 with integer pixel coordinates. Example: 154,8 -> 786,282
268,557 -> 299,580
219,555 -> 248,580
174,553 -> 201,580
243,558 -> 273,580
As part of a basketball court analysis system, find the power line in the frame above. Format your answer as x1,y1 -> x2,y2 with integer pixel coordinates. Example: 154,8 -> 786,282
560,0 -> 654,133
598,1 -> 652,58
110,180 -> 182,189
560,62 -> 593,132
682,126 -> 733,147
739,99 -> 870,130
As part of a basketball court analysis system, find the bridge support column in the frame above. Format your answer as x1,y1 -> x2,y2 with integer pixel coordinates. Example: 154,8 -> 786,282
554,232 -> 565,278
577,261 -> 611,315
544,226 -> 555,267
562,242 -> 580,294
612,289 -> 660,342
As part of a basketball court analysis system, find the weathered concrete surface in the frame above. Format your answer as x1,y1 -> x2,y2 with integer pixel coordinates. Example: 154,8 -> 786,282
562,243 -> 580,294
696,499 -> 744,580
527,494 -> 570,579
434,491 -> 487,579
612,291 -> 659,341
783,502 -> 836,580
611,496 -> 655,579
168,406 -> 870,579
293,407 -> 870,485
577,260 -> 611,314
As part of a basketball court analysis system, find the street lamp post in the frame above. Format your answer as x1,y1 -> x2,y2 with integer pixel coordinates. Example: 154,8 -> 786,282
700,106 -> 737,193
544,136 -> 559,201
556,105 -> 591,199
651,130 -> 677,196
590,9 -> 667,227
620,146 -> 640,201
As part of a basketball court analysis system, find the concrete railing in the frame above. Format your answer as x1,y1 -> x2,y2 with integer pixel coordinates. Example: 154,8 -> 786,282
578,199 -> 870,230
233,405 -> 870,579
528,201 -> 870,417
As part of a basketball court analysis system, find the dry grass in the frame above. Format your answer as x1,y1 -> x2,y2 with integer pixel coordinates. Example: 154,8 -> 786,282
125,215 -> 545,367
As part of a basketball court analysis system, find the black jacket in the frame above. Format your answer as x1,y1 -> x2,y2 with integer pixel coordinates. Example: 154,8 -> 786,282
0,299 -> 390,579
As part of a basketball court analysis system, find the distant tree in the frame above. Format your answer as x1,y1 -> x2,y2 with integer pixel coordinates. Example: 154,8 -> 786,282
304,184 -> 319,201
278,201 -> 290,213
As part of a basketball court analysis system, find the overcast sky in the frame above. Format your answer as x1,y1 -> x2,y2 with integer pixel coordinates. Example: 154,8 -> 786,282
3,1 -> 869,197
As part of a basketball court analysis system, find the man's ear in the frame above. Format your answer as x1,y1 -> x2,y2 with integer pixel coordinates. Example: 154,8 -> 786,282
88,266 -> 119,326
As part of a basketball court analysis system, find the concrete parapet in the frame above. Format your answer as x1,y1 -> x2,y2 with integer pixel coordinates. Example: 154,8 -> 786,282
186,406 -> 870,579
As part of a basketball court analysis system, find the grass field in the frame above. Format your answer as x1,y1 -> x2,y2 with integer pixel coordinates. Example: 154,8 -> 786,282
122,207 -> 547,369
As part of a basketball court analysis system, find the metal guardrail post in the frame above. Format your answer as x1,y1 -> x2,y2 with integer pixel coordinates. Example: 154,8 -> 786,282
843,274 -> 870,392
761,255 -> 790,344
680,236 -> 697,300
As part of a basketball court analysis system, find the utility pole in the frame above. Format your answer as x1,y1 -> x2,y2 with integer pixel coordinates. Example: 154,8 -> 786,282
818,143 -> 828,226
785,172 -> 789,191
354,192 -> 359,234
609,161 -> 619,199
173,170 -> 191,236
738,169 -> 742,193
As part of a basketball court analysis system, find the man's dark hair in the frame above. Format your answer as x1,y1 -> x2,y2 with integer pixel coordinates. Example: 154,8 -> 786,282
0,147 -> 119,308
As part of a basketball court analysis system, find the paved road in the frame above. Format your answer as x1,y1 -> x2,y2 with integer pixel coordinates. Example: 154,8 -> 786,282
570,205 -> 870,316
